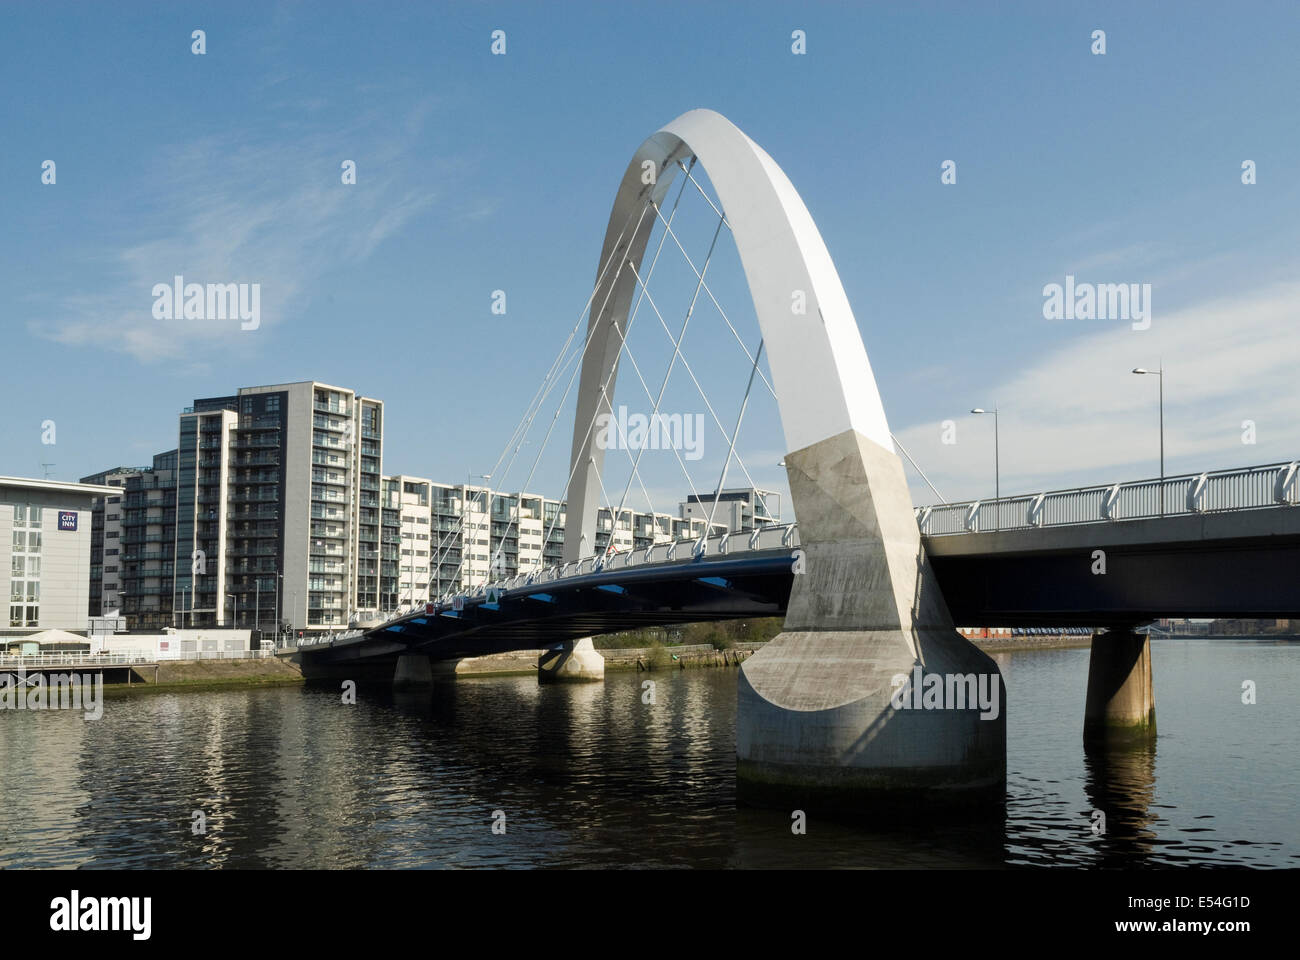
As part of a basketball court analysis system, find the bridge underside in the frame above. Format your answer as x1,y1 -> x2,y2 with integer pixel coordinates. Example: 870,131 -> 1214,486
298,553 -> 794,677
927,511 -> 1300,627
294,511 -> 1300,680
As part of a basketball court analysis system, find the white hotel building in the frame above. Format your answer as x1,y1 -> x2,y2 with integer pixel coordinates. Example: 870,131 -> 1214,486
2,476 -> 123,636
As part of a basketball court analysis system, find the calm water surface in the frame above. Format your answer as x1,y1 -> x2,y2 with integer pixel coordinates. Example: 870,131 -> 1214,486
1,637 -> 1296,868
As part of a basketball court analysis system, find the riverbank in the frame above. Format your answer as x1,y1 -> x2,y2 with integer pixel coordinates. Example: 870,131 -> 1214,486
92,632 -> 1093,692
431,642 -> 762,678
102,657 -> 304,694
973,634 -> 1094,653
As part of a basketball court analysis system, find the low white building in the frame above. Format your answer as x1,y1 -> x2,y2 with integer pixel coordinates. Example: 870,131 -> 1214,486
1,476 -> 123,637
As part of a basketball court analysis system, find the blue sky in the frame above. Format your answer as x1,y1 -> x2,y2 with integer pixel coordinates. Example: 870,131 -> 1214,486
3,1 -> 1298,514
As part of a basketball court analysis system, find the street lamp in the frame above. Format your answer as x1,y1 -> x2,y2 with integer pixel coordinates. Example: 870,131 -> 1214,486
1132,366 -> 1165,514
970,407 -> 1000,516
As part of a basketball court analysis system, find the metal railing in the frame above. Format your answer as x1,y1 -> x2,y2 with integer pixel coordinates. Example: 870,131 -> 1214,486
0,652 -> 156,667
0,648 -> 278,667
378,522 -> 804,626
916,460 -> 1300,536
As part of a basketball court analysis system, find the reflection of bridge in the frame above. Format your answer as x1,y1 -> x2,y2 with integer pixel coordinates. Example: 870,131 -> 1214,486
294,109 -> 1300,813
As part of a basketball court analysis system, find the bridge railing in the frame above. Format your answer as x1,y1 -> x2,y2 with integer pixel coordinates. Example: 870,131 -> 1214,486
916,459 -> 1300,536
411,522 -> 803,618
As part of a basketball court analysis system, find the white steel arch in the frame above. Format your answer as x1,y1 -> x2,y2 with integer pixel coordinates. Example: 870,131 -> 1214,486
565,108 -> 893,561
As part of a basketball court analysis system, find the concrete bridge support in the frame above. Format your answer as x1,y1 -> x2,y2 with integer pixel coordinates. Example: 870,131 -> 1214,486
1083,630 -> 1156,746
392,653 -> 434,688
538,637 -> 605,684
737,429 -> 1006,812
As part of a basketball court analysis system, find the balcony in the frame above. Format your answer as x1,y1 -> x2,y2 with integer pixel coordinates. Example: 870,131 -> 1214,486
232,436 -> 280,449
229,507 -> 278,521
230,493 -> 279,504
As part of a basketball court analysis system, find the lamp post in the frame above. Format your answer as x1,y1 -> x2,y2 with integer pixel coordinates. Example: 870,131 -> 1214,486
273,572 -> 284,647
971,407 -> 1000,528
1132,366 -> 1165,514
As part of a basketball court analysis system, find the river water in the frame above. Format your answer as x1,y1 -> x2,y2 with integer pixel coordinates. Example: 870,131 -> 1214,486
1,637 -> 1296,868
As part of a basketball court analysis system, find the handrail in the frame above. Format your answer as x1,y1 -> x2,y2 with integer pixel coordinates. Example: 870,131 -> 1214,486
373,521 -> 803,629
916,459 -> 1300,536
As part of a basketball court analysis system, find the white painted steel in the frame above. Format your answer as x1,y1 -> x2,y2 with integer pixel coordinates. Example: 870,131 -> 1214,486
565,109 -> 894,561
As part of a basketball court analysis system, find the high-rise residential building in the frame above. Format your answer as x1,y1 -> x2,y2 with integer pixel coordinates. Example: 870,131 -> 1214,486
80,466 -> 146,616
2,476 -> 122,635
82,453 -> 181,628
415,483 -> 708,603
172,382 -> 385,637
119,450 -> 179,631
174,403 -> 240,630
384,475 -> 433,608
679,487 -> 783,534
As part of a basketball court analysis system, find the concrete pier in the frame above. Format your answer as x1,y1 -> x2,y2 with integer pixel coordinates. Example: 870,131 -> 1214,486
1083,630 -> 1156,746
392,653 -> 434,688
537,637 -> 604,684
737,429 -> 1006,812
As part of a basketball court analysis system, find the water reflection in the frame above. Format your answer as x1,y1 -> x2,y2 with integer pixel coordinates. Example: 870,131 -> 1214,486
1083,742 -> 1159,866
1,638 -> 1297,868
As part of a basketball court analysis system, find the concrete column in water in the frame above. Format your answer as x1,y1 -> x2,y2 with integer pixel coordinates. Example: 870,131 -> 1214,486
736,428 -> 1007,811
392,653 -> 434,688
538,637 -> 604,684
1083,630 -> 1156,745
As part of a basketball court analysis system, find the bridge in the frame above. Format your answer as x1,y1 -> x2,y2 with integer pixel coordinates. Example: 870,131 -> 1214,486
292,109 -> 1299,813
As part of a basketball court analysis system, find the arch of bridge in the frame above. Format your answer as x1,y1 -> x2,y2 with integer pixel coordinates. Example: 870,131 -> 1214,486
565,109 -> 893,562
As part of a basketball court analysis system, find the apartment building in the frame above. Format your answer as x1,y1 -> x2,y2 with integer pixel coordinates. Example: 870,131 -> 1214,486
385,475 -> 433,608
79,466 -> 144,616
417,484 -> 708,602
199,382 -> 387,635
120,450 -> 179,631
81,452 -> 180,629
678,487 -> 783,534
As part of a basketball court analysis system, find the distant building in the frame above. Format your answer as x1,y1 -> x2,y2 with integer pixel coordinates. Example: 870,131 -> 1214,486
175,381 -> 386,636
2,476 -> 123,635
79,465 -> 147,617
385,475 -> 433,609
679,487 -> 782,534
71,380 -> 734,630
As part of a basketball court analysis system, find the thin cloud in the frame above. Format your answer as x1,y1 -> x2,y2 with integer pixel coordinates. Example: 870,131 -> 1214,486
24,109 -> 443,364
894,279 -> 1300,505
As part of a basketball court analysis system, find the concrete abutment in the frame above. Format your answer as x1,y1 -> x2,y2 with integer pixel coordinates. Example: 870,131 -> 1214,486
736,429 -> 1007,813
